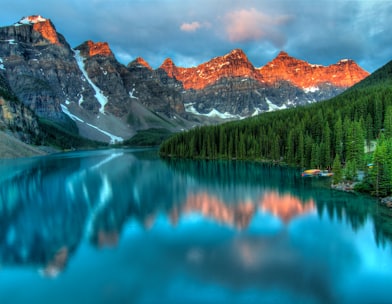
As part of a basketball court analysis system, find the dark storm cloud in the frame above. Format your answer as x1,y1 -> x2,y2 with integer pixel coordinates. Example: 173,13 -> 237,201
2,0 -> 391,71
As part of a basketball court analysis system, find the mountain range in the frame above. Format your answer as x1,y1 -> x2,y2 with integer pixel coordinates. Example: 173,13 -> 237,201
0,15 -> 369,147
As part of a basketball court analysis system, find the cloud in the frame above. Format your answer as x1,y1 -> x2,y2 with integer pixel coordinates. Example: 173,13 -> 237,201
224,8 -> 291,47
180,21 -> 201,32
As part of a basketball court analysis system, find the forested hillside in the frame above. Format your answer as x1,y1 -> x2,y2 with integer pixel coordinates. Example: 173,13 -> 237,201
160,60 -> 392,195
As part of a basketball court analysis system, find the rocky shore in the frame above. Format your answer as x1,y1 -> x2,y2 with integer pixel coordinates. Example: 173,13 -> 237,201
380,197 -> 392,208
331,181 -> 358,193
332,181 -> 392,209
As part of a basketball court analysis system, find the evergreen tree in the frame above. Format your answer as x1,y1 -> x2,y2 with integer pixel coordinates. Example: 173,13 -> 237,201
371,134 -> 392,197
344,160 -> 357,182
384,106 -> 392,138
334,116 -> 343,159
365,113 -> 373,152
332,154 -> 343,184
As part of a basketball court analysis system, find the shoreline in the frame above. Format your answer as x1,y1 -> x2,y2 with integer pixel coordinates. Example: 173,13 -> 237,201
0,131 -> 47,159
331,180 -> 392,209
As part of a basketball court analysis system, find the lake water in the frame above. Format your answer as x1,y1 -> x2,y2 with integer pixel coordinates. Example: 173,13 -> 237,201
0,148 -> 392,304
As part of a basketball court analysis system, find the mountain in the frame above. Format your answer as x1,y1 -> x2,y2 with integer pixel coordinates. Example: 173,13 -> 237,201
0,16 -> 188,145
258,51 -> 368,89
0,15 -> 369,149
160,50 -> 369,118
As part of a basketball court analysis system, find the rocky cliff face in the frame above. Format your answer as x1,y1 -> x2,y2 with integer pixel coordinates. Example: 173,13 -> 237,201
74,41 -> 186,131
0,73 -> 40,143
0,15 -> 100,123
127,57 -> 185,116
160,50 -> 369,117
160,49 -> 263,90
258,51 -> 369,89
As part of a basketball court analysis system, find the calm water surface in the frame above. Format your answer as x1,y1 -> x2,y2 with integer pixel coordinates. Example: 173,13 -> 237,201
0,149 -> 392,304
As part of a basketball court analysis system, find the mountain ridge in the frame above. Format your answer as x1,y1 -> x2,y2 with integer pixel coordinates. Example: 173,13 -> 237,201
157,49 -> 368,91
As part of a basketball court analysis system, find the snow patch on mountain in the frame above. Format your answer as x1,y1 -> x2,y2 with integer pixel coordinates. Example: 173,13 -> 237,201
74,50 -> 108,113
61,104 -> 123,144
0,58 -> 5,70
1,39 -> 17,45
61,104 -> 84,123
251,107 -> 263,116
304,86 -> 320,93
185,103 -> 245,119
15,15 -> 47,26
266,98 -> 287,112
78,95 -> 84,106
129,88 -> 138,99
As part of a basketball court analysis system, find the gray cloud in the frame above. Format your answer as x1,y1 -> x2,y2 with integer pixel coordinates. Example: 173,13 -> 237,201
1,0 -> 391,71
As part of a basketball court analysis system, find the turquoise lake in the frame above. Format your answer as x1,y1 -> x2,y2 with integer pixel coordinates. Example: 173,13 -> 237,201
0,148 -> 392,304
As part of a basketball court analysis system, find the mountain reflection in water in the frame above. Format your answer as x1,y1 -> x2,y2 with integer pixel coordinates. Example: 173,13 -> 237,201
0,149 -> 392,304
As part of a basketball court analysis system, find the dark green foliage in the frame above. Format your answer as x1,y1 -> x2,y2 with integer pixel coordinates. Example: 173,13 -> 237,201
344,160 -> 357,182
332,154 -> 343,185
370,134 -> 392,197
123,128 -> 173,147
38,118 -> 106,149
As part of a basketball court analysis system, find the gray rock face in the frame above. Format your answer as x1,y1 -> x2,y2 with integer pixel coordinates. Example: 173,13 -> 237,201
183,78 -> 346,117
0,73 -> 40,143
0,18 -> 100,124
125,60 -> 185,117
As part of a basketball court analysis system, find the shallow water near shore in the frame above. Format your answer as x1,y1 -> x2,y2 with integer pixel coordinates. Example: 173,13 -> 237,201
0,148 -> 392,304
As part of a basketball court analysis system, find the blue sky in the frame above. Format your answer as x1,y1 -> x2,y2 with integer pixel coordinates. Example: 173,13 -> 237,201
2,0 -> 391,72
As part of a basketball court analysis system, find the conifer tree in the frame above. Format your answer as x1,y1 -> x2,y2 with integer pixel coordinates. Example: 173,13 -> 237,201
332,154 -> 343,185
384,106 -> 392,138
371,134 -> 391,197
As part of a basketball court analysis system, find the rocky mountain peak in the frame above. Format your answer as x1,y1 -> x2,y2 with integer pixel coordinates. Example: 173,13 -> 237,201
259,51 -> 369,89
16,15 -> 48,25
160,48 -> 261,90
133,57 -> 152,70
15,15 -> 60,44
223,48 -> 248,60
276,50 -> 290,59
79,40 -> 113,57
159,58 -> 177,77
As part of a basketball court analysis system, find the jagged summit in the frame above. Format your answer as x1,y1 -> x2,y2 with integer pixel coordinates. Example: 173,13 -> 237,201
76,40 -> 113,58
132,57 -> 152,70
258,51 -> 369,89
276,50 -> 290,58
15,15 -> 48,25
12,15 -> 60,45
159,48 -> 368,91
160,58 -> 176,68
159,48 -> 260,90
223,48 -> 248,60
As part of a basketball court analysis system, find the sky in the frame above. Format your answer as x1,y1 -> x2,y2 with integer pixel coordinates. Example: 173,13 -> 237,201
1,0 -> 392,72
